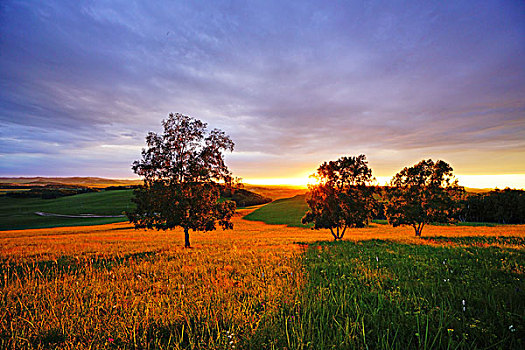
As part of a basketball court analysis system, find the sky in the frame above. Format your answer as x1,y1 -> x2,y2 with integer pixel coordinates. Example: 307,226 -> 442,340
1,0 -> 524,188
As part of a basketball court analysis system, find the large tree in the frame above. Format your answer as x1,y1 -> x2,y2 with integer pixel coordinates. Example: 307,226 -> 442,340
385,159 -> 464,236
127,113 -> 236,248
302,155 -> 377,240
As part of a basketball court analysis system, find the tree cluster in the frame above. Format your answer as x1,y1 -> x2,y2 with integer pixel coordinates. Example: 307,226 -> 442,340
129,113 -> 519,246
303,156 -> 465,238
3,185 -> 97,199
460,189 -> 525,224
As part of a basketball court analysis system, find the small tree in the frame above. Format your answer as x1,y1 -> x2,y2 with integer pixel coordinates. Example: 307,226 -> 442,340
127,113 -> 236,248
302,155 -> 377,240
385,159 -> 464,236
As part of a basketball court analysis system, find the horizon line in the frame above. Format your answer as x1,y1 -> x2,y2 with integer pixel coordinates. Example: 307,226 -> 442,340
1,174 -> 524,190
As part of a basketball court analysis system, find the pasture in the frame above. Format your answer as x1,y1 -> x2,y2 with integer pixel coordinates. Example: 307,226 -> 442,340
0,190 -> 134,231
0,184 -> 279,231
1,201 -> 524,348
243,195 -> 310,227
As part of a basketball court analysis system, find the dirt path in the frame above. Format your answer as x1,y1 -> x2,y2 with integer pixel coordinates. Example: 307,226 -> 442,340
34,211 -> 126,218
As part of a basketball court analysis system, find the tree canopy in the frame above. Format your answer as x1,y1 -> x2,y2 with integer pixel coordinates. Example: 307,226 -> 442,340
460,188 -> 525,224
127,113 -> 236,247
302,155 -> 377,240
385,159 -> 464,236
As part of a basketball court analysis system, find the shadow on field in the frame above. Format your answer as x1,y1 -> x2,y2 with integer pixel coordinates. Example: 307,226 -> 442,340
108,224 -> 135,231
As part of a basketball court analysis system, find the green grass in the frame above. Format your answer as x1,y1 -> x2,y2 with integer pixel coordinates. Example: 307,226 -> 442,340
243,194 -> 311,227
0,190 -> 134,230
372,219 -> 389,225
287,239 -> 524,349
453,222 -> 504,227
422,236 -> 525,246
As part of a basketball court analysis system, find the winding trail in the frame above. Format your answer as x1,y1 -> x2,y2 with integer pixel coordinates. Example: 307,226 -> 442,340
34,212 -> 126,218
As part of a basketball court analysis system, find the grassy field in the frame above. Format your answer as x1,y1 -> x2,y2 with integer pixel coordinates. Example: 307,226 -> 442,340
0,190 -> 134,230
1,206 -> 524,349
243,194 -> 310,227
0,185 -> 300,231
297,239 -> 524,349
0,210 -> 314,349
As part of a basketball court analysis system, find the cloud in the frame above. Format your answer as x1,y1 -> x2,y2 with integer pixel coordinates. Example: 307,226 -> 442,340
1,0 -> 524,180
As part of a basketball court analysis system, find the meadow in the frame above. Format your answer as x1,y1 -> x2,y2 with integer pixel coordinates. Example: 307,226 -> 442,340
0,183 -> 295,231
1,197 -> 524,348
243,195 -> 310,227
298,239 -> 524,349
0,190 -> 134,230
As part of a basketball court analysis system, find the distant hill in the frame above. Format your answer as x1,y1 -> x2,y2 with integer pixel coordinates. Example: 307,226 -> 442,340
0,177 -> 309,197
242,184 -> 307,200
0,177 -> 142,188
0,178 -> 497,195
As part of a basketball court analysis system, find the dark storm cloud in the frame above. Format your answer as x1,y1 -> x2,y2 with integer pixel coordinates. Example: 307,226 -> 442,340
1,0 -> 524,178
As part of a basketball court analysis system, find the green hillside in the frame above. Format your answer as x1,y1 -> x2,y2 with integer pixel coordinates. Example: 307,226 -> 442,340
0,190 -> 134,230
243,194 -> 311,227
0,186 -> 271,231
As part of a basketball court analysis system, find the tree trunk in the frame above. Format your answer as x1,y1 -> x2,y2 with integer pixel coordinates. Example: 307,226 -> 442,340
329,228 -> 338,241
184,227 -> 191,248
340,225 -> 347,240
413,223 -> 424,237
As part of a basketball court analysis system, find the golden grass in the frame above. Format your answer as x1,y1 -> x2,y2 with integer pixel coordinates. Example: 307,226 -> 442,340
1,209 -> 524,348
1,208 -> 524,260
